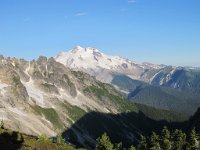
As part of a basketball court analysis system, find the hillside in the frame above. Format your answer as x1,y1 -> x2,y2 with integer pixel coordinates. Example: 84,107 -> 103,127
187,107 -> 200,133
62,111 -> 186,148
0,55 -> 192,149
0,55 -> 140,131
112,74 -> 200,115
0,127 -> 78,150
135,103 -> 189,122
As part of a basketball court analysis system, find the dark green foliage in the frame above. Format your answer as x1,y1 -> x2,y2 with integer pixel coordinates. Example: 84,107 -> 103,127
61,102 -> 86,122
32,105 -> 63,129
136,103 -> 189,122
149,132 -> 160,150
138,135 -> 147,150
129,85 -> 200,115
129,145 -> 136,150
84,84 -> 138,112
172,129 -> 186,150
160,126 -> 172,150
187,108 -> 200,134
114,142 -> 122,150
95,128 -> 200,150
188,128 -> 199,150
95,133 -> 114,150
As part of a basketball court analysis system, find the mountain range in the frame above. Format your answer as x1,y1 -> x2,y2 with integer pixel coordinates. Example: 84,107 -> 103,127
0,46 -> 200,148
0,55 -> 179,147
55,46 -> 200,115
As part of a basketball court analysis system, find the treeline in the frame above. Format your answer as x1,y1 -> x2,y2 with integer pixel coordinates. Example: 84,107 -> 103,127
95,127 -> 200,150
2,119 -> 200,150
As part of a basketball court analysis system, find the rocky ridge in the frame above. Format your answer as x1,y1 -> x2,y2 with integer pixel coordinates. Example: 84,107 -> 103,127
0,55 -> 141,147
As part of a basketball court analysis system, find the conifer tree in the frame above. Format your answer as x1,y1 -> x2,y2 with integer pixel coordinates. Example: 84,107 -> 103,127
129,145 -> 136,150
188,128 -> 199,150
95,133 -> 114,150
114,142 -> 122,150
160,126 -> 172,150
138,135 -> 147,150
172,129 -> 186,150
149,132 -> 160,150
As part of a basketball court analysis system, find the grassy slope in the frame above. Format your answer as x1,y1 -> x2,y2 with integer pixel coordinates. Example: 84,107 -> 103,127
60,101 -> 87,122
32,105 -> 64,130
0,128 -> 79,150
84,82 -> 138,113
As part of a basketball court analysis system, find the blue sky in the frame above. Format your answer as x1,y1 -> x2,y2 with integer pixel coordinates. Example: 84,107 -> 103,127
0,0 -> 200,66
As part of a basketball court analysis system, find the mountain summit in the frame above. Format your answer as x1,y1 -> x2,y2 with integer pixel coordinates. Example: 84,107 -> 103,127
55,46 -> 163,83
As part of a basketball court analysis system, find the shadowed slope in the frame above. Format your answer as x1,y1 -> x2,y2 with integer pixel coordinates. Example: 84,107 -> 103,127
62,111 -> 186,149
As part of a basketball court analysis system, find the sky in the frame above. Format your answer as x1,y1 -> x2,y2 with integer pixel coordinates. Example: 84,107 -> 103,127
0,0 -> 200,67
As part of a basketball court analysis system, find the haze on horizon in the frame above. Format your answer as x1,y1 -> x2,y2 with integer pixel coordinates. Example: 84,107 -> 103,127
0,0 -> 200,67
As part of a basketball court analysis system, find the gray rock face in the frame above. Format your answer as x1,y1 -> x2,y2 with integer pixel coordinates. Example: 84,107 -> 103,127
0,59 -> 29,106
0,55 -> 134,141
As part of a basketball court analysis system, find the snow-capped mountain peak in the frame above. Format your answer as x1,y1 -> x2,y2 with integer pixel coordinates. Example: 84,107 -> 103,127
55,46 -> 106,69
55,46 -> 138,69
55,46 -> 164,82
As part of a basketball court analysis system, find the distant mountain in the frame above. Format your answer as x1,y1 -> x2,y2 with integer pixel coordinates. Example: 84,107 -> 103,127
55,46 -> 200,92
55,46 -> 200,115
112,74 -> 200,114
55,46 -> 164,83
150,66 -> 200,94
